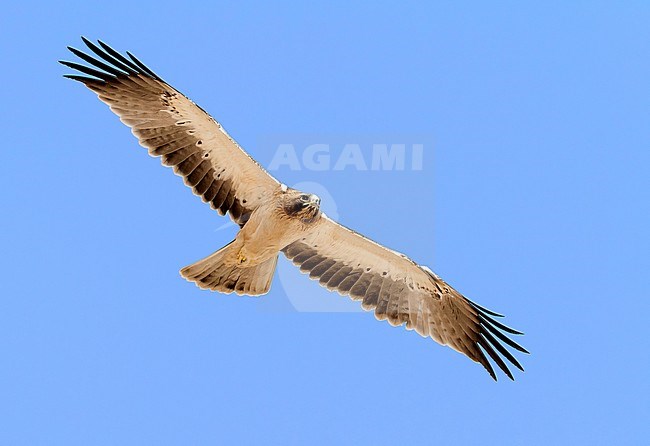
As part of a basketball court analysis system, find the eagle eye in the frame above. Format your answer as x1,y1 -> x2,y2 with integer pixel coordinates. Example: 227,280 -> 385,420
299,194 -> 310,202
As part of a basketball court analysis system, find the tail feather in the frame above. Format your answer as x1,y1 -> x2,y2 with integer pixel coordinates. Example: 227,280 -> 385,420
180,244 -> 278,296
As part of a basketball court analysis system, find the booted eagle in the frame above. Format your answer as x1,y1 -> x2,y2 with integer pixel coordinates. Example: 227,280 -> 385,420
60,38 -> 528,381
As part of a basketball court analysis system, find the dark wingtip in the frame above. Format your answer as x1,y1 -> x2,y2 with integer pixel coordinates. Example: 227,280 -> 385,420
479,334 -> 514,381
62,38 -> 166,85
96,39 -> 113,50
477,350 -> 498,381
126,50 -> 161,80
62,74 -> 103,84
466,298 -> 505,318
82,38 -> 139,76
479,314 -> 530,355
59,59 -> 114,81
515,342 -> 531,355
480,311 -> 525,335
462,296 -> 529,380
482,326 -> 525,372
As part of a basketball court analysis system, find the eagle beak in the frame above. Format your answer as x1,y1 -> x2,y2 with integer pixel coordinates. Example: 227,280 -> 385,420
310,194 -> 321,206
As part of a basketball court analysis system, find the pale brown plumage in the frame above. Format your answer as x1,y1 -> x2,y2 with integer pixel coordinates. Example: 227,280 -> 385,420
61,38 -> 528,381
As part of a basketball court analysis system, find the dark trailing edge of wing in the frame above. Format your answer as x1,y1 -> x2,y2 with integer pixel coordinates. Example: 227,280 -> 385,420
59,37 -> 163,84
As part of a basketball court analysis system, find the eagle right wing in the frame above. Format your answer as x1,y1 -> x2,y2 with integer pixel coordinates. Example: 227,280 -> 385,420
282,215 -> 528,380
60,38 -> 279,226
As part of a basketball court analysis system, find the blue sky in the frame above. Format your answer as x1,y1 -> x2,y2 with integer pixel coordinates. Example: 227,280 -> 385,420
1,1 -> 649,444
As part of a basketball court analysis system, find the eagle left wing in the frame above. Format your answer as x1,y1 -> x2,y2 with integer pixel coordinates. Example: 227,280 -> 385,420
60,38 -> 279,226
282,215 -> 528,380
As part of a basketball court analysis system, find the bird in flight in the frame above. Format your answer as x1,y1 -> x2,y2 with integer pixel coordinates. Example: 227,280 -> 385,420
60,38 -> 528,381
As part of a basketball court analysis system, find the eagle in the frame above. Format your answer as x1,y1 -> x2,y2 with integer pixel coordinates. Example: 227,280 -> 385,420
60,38 -> 528,381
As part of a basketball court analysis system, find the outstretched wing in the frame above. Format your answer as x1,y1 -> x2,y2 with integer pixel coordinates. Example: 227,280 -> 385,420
60,38 -> 279,226
282,215 -> 528,380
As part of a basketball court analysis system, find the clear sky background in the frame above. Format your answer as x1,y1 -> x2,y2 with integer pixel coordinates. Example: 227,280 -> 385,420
1,1 -> 649,445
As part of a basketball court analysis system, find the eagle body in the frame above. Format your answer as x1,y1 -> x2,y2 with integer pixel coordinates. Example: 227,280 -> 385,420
180,188 -> 323,295
222,188 -> 321,268
60,38 -> 528,381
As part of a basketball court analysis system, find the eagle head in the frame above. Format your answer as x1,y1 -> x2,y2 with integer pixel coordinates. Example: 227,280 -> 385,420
282,188 -> 321,224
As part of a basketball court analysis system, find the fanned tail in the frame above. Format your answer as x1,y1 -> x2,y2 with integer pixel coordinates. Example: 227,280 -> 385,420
180,242 -> 278,296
